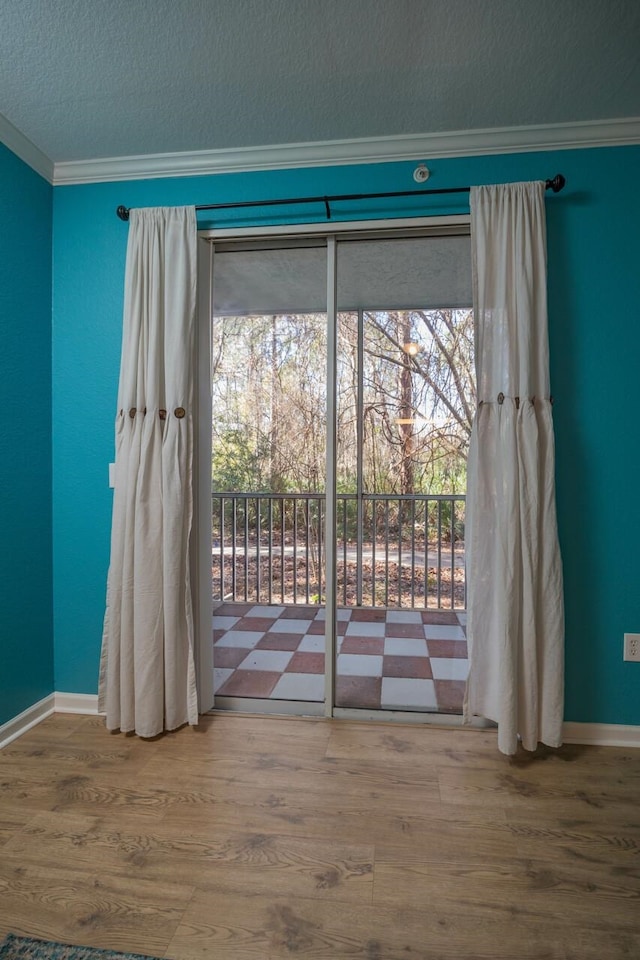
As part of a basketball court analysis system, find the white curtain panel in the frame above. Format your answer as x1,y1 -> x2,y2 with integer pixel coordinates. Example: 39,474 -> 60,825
99,206 -> 199,738
464,182 -> 565,755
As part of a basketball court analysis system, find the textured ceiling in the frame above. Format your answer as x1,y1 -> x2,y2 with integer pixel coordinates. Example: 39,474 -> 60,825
1,0 -> 639,163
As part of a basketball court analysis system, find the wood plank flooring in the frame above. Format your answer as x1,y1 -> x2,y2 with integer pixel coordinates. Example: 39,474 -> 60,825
0,712 -> 639,959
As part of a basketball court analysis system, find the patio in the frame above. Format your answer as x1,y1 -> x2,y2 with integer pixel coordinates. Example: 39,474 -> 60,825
213,602 -> 467,713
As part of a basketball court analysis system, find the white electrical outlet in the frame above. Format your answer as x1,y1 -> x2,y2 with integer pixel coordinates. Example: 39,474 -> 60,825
623,634 -> 640,662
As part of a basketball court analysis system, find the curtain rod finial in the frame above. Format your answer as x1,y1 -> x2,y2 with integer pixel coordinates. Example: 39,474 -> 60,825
546,174 -> 566,193
117,205 -> 130,221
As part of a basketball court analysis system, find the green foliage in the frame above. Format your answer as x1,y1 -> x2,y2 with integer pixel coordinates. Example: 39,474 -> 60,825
212,429 -> 266,492
417,449 -> 468,496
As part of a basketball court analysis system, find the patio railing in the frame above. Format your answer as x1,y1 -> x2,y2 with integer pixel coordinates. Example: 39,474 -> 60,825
212,492 -> 465,610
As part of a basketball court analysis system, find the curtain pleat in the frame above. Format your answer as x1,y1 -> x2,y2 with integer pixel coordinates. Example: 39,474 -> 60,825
99,206 -> 198,738
464,182 -> 564,755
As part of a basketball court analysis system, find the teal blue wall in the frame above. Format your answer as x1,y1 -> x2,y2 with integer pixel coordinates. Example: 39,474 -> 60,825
0,144 -> 53,725
52,145 -> 640,724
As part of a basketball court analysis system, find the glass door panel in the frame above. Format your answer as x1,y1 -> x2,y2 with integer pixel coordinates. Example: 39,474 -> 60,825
334,234 -> 473,713
211,240 -> 328,704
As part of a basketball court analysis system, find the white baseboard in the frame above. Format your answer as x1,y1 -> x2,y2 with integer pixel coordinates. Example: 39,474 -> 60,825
2,693 -> 639,749
0,694 -> 55,749
54,692 -> 101,715
562,722 -> 640,748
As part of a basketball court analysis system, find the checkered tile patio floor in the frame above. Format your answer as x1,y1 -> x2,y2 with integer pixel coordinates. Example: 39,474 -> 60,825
214,603 -> 467,713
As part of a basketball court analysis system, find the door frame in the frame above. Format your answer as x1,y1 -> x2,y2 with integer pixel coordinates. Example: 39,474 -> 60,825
195,213 -> 471,718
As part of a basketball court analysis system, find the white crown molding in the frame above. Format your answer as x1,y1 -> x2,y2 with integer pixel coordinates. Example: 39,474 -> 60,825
53,117 -> 640,186
0,112 -> 54,183
0,694 -> 55,750
563,722 -> 640,748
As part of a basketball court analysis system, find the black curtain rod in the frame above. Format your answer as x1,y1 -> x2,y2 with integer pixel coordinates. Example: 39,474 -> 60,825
115,174 -> 566,222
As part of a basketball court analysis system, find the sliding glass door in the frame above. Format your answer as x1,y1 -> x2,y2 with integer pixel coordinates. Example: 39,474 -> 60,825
207,222 -> 472,716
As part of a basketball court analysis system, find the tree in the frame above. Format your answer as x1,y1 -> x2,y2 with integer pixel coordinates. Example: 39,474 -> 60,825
358,308 -> 474,495
212,308 -> 475,497
212,312 -> 328,492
